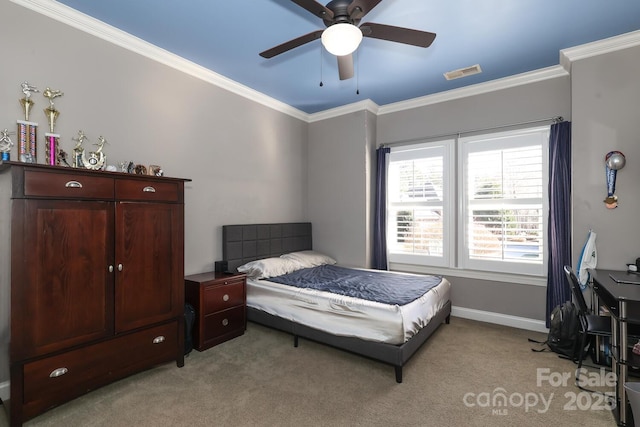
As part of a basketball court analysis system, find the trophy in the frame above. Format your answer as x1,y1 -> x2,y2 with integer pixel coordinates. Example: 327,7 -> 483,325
0,129 -> 15,161
82,135 -> 107,170
17,82 -> 39,163
43,87 -> 64,166
72,130 -> 88,168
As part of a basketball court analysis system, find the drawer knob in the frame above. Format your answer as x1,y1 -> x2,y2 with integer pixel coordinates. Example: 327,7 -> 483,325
143,186 -> 156,193
65,180 -> 83,188
50,367 -> 68,378
223,294 -> 229,302
222,319 -> 229,326
152,335 -> 166,344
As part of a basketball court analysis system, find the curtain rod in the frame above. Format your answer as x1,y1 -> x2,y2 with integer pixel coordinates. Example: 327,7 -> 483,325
381,116 -> 564,148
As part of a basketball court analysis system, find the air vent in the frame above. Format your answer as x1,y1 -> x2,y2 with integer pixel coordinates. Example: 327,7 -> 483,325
444,64 -> 482,80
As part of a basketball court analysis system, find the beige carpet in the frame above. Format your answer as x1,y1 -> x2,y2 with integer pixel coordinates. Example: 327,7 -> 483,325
1,317 -> 618,426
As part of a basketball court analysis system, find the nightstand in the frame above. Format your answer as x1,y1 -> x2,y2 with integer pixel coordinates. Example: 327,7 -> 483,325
184,271 -> 247,351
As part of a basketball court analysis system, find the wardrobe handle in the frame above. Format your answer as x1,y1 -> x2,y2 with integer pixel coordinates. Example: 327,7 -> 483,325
222,319 -> 229,327
153,336 -> 165,344
143,186 -> 156,193
49,367 -> 68,378
223,294 -> 229,302
108,265 -> 114,273
65,180 -> 82,188
118,264 -> 123,271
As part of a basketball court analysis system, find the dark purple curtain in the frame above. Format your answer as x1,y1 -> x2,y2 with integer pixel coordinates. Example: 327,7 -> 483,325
546,121 -> 572,327
373,146 -> 390,270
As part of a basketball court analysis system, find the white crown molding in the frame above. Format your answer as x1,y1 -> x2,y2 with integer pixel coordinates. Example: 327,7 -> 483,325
378,66 -> 568,116
560,29 -> 640,72
11,0 -> 309,122
308,99 -> 379,123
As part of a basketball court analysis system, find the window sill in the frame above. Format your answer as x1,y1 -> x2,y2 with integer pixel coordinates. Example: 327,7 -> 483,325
388,262 -> 547,287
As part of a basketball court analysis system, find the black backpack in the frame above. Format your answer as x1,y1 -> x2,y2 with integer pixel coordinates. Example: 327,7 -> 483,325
184,303 -> 196,355
531,301 -> 581,359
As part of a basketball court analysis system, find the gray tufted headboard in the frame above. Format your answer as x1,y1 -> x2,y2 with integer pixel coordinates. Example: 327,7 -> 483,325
222,222 -> 312,272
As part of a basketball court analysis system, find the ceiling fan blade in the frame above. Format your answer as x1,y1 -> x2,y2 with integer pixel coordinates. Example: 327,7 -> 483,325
291,0 -> 334,20
337,54 -> 354,80
348,0 -> 383,20
259,30 -> 324,58
360,22 -> 436,48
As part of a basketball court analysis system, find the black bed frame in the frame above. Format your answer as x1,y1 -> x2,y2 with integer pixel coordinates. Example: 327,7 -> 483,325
222,222 -> 451,383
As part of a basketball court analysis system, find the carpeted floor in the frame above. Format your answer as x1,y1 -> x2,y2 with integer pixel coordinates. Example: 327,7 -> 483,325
0,317 -> 619,426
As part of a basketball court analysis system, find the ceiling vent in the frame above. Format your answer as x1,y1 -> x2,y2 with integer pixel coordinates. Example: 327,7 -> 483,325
443,64 -> 482,80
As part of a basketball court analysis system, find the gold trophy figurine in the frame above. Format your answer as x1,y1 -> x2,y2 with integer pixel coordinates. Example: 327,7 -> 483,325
83,135 -> 107,170
72,130 -> 88,168
19,81 -> 39,121
42,87 -> 64,132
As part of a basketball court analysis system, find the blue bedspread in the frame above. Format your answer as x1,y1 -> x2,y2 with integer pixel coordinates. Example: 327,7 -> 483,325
267,265 -> 442,306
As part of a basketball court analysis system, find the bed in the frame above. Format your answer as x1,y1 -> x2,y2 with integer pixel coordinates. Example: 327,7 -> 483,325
222,222 -> 451,383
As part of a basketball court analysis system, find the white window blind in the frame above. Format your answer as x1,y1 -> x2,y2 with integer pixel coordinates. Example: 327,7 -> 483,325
387,141 -> 453,267
460,127 -> 549,275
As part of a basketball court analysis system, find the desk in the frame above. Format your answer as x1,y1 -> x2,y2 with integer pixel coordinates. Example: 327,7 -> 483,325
591,269 -> 640,426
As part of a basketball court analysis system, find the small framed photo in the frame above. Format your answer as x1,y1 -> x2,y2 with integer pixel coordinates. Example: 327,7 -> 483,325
149,165 -> 163,176
134,164 -> 147,175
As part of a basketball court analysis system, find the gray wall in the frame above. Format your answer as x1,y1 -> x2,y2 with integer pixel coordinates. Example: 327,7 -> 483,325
571,44 -> 640,269
0,1 -> 307,393
307,110 -> 376,267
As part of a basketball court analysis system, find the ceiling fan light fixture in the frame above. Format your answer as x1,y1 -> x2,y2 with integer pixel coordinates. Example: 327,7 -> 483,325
321,23 -> 363,56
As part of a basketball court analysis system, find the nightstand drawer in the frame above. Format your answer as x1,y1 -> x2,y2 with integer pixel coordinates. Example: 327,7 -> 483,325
203,281 -> 244,313
202,306 -> 246,344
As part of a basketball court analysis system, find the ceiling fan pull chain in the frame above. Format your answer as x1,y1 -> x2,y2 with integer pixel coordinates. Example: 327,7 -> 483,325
356,50 -> 360,95
319,44 -> 324,87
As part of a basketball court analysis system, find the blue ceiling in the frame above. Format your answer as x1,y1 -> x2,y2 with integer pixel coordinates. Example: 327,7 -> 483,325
53,0 -> 640,114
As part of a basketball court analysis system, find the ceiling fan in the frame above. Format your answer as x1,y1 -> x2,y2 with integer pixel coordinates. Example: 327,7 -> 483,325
259,0 -> 436,80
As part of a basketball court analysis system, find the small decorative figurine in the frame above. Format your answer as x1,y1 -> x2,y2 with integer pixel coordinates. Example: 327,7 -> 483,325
19,81 -> 39,121
0,129 -> 15,161
58,148 -> 71,167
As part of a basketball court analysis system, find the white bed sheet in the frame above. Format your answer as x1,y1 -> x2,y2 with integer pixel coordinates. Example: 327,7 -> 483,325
246,269 -> 451,345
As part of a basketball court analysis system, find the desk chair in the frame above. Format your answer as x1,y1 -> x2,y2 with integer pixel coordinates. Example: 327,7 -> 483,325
564,266 -> 611,378
564,266 -> 640,384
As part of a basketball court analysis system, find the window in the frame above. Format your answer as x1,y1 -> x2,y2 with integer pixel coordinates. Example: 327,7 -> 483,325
387,126 -> 549,276
387,141 -> 454,267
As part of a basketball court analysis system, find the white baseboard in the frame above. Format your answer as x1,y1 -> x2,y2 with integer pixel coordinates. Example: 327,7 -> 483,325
452,305 -> 548,334
0,380 -> 8,402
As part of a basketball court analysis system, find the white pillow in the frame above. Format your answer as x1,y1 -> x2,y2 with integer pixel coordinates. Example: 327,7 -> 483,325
237,257 -> 301,279
281,250 -> 336,268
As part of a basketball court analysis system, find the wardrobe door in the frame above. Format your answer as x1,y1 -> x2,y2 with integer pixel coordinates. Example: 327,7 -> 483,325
11,199 -> 114,360
114,201 -> 183,332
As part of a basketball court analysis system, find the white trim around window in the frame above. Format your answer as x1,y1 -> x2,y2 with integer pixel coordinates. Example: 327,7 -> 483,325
386,126 -> 550,278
